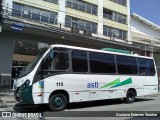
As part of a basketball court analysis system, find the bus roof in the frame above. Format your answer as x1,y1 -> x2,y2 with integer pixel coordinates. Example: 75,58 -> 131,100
101,48 -> 131,54
50,44 -> 154,60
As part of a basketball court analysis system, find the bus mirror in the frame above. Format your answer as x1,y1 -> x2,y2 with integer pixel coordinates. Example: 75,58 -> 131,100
49,49 -> 54,58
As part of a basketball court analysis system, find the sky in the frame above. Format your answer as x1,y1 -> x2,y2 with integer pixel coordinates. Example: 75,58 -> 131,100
130,0 -> 160,26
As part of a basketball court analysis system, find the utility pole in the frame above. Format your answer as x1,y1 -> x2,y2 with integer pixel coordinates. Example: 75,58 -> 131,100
0,0 -> 2,32
0,0 -> 2,23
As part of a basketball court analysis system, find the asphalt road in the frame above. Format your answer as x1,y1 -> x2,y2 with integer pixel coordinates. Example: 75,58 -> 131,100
0,93 -> 160,120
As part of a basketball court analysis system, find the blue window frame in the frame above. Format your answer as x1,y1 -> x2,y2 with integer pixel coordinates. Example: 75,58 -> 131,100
72,50 -> 88,72
89,52 -> 116,73
138,58 -> 155,76
116,56 -> 138,75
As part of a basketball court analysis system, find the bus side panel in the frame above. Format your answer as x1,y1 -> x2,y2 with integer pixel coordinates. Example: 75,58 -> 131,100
85,75 -> 143,100
32,74 -> 158,104
32,74 -> 90,104
32,77 -> 57,104
32,92 -> 50,104
142,76 -> 158,96
135,89 -> 144,96
71,91 -> 90,102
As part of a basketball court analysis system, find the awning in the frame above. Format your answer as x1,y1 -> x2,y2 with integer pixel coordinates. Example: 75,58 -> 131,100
13,54 -> 35,62
132,31 -> 160,47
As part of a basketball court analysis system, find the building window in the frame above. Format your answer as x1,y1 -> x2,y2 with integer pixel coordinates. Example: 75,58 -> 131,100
32,8 -> 41,22
12,3 -> 58,25
116,56 -> 138,75
43,0 -> 58,4
89,52 -> 116,73
12,3 -> 23,17
23,6 -> 32,19
103,26 -> 127,40
103,9 -> 127,24
40,10 -> 50,23
72,50 -> 88,72
110,0 -> 127,6
66,0 -> 97,15
65,16 -> 97,33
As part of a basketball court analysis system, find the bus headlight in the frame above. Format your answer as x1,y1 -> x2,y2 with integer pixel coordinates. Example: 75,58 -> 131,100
21,79 -> 30,90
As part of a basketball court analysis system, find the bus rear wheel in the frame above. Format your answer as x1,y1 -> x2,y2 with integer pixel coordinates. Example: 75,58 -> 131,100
49,94 -> 67,111
125,90 -> 136,103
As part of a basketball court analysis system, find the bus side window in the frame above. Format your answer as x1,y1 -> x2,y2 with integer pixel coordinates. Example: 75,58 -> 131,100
72,50 -> 88,72
138,58 -> 155,76
51,52 -> 68,71
116,55 -> 138,75
140,68 -> 147,75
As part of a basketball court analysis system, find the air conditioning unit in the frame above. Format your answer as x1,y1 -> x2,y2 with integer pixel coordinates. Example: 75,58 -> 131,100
110,36 -> 115,41
84,29 -> 92,36
71,26 -> 80,34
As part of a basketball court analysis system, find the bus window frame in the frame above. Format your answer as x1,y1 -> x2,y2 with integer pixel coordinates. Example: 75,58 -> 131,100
71,50 -> 89,73
70,49 -> 156,76
37,50 -> 70,78
116,55 -> 139,75
89,51 -> 117,74
137,58 -> 156,76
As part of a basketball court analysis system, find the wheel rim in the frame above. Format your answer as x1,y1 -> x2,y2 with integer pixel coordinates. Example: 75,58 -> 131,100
128,92 -> 134,100
53,96 -> 63,107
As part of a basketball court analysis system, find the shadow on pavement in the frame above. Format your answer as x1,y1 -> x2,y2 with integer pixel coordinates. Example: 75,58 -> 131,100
13,98 -> 154,113
135,98 -> 154,102
66,98 -> 154,110
13,103 -> 50,113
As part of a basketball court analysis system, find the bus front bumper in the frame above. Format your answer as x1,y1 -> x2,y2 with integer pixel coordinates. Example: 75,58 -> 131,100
14,86 -> 34,104
14,87 -> 20,102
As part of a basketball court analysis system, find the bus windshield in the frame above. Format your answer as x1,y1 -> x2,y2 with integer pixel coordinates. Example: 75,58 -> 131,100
19,48 -> 48,78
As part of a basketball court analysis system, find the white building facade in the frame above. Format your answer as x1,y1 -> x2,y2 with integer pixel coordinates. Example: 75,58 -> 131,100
131,13 -> 160,79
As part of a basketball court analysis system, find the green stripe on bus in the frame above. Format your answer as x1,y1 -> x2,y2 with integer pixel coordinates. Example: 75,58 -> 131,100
111,77 -> 132,88
100,78 -> 120,89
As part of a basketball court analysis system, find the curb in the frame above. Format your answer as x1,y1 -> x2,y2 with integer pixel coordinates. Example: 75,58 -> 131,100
0,101 -> 17,108
0,93 -> 17,108
0,100 -> 17,107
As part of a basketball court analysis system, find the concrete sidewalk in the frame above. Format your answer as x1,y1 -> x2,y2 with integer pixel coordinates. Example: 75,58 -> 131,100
0,92 -> 17,108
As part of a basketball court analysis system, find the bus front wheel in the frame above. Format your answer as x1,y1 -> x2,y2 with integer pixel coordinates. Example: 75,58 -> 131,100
49,94 -> 67,111
125,90 -> 135,103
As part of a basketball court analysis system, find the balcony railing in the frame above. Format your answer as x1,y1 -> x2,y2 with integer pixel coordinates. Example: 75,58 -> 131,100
11,8 -> 58,25
65,21 -> 97,34
103,30 -> 127,40
66,1 -> 97,15
1,3 -> 128,41
103,13 -> 127,24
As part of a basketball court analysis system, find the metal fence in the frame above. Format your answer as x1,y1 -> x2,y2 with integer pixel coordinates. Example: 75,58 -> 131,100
11,8 -> 58,25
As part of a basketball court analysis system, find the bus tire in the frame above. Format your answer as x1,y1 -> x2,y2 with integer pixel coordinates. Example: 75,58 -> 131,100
125,90 -> 135,103
49,93 -> 67,111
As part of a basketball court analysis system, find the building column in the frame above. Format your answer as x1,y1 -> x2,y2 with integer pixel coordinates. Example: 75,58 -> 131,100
0,25 -> 2,32
58,0 -> 66,27
0,35 -> 14,90
0,36 -> 14,75
97,0 -> 103,35
150,42 -> 154,57
3,0 -> 13,15
127,0 -> 131,43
